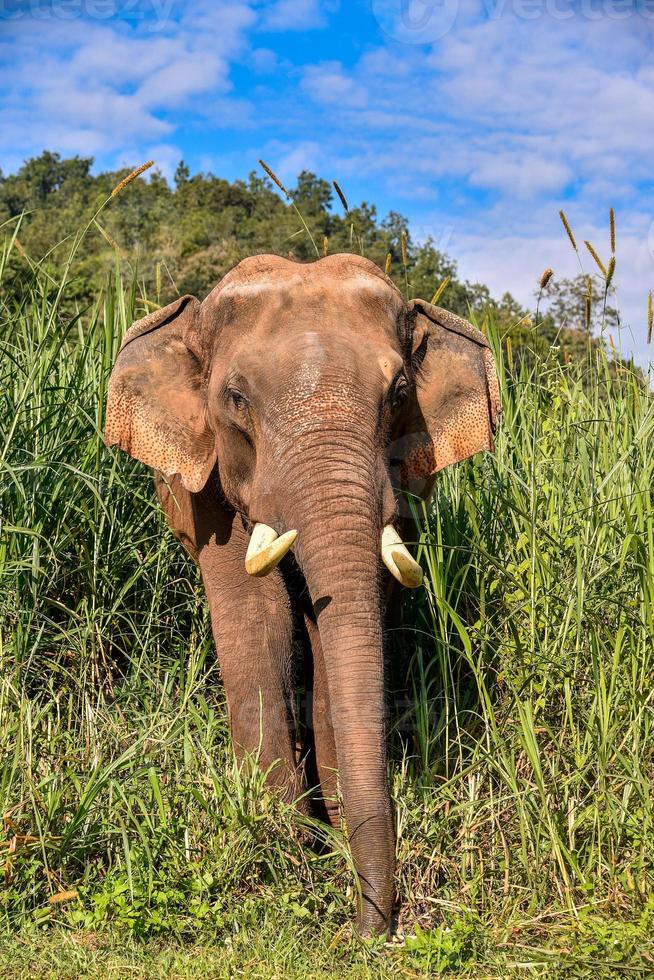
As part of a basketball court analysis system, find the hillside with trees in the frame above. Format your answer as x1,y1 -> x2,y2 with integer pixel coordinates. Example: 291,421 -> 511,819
0,151 -> 622,368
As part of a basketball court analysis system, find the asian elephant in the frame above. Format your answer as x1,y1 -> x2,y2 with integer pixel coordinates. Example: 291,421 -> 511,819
104,253 -> 500,935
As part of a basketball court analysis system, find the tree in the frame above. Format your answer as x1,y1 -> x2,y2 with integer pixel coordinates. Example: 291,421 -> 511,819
543,275 -> 620,335
291,172 -> 332,215
0,151 -> 93,217
174,161 -> 190,189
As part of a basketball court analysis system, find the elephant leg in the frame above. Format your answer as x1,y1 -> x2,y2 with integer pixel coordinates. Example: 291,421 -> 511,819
162,475 -> 302,802
210,578 -> 299,800
303,613 -> 340,828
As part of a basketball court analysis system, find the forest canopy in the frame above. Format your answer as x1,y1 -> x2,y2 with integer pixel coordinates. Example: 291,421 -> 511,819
0,151 -> 622,368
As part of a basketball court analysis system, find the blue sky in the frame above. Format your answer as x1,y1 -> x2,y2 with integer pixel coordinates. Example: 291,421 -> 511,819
1,0 -> 653,362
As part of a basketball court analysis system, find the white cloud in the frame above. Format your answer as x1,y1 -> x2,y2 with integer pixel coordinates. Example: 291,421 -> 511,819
141,143 -> 185,182
302,63 -> 368,108
455,222 -> 654,367
467,149 -> 573,198
0,3 -> 256,163
249,47 -> 283,73
261,0 -> 327,31
282,7 -> 654,362
275,140 -> 322,179
293,10 -> 654,207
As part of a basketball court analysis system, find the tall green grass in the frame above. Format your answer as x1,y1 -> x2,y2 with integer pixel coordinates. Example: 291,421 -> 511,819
1,223 -> 653,973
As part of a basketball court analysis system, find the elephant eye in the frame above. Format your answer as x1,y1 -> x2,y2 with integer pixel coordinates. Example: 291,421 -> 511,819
226,388 -> 249,412
390,374 -> 409,412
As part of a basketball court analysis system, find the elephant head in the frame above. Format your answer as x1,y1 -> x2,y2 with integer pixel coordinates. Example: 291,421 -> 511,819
104,253 -> 500,933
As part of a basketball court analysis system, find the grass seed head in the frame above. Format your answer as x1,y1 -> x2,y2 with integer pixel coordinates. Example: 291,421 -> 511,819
47,890 -> 79,905
111,160 -> 154,197
259,160 -> 289,198
559,210 -> 578,251
648,290 -> 653,344
539,267 -> 554,290
94,219 -> 124,256
431,277 -> 450,305
610,208 -> 616,254
585,240 -> 607,278
333,180 -> 349,212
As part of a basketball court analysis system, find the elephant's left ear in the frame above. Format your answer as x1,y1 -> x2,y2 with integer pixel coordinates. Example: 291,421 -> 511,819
104,295 -> 217,493
402,299 -> 501,481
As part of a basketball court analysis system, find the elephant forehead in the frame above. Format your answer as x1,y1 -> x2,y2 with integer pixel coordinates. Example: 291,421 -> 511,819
217,270 -> 396,303
217,251 -> 398,289
217,276 -> 304,299
205,264 -> 405,379
298,293 -> 399,357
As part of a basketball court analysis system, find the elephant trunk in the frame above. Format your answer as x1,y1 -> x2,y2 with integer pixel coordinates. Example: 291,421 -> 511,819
283,443 -> 395,935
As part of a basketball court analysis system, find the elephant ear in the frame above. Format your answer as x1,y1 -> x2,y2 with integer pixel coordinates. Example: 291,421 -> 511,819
104,295 -> 216,493
400,299 -> 501,487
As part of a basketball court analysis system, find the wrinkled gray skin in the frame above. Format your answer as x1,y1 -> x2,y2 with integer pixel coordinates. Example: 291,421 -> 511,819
104,254 -> 500,935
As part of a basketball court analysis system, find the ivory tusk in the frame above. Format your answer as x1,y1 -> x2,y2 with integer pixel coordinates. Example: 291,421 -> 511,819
245,523 -> 298,577
381,526 -> 423,589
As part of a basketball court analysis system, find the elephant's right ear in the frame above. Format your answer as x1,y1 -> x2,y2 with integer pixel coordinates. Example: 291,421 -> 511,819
104,295 -> 216,493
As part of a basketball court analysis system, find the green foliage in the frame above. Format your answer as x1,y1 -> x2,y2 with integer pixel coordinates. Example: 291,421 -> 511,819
0,153 -> 546,344
404,918 -> 486,973
1,186 -> 653,976
2,151 -> 635,379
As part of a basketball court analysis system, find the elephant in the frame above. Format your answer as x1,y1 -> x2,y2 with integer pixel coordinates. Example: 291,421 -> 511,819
104,253 -> 500,936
